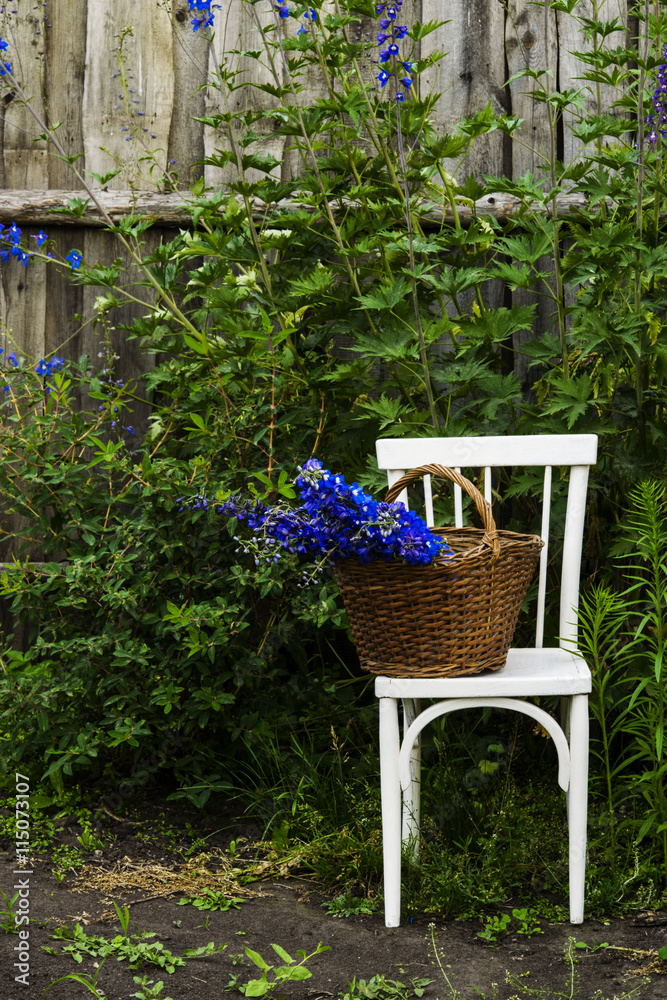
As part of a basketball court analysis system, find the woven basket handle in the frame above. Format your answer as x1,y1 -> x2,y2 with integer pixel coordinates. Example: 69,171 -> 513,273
384,463 -> 500,557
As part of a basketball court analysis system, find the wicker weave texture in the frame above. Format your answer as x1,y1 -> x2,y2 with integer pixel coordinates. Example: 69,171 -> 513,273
333,465 -> 544,677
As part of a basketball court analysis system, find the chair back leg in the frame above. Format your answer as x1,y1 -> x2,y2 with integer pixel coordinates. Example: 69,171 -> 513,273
401,698 -> 422,860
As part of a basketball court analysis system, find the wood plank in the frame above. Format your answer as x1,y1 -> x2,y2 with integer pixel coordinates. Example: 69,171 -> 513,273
506,0 -> 559,381
0,2 -> 50,189
558,0 -> 628,167
81,0 -> 175,191
377,433 -> 598,468
45,0 -> 88,189
507,0 -> 559,179
205,0 -> 285,189
167,1 -> 208,186
0,188 -> 598,226
421,0 -> 507,181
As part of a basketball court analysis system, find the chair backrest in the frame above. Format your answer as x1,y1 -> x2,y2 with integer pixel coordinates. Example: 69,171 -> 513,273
376,435 -> 598,650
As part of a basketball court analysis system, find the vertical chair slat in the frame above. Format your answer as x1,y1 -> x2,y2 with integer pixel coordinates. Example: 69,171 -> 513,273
484,466 -> 492,507
536,466 -> 552,649
423,474 -> 434,527
387,469 -> 407,509
560,465 -> 590,648
454,468 -> 463,528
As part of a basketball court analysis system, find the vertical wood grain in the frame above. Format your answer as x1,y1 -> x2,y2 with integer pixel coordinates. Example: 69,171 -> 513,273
506,0 -> 559,381
167,1 -> 208,186
44,0 -> 88,188
0,1 -> 49,188
506,0 -> 559,178
421,0 -> 507,180
558,0 -> 628,167
81,0 -> 175,191
204,0 -> 286,189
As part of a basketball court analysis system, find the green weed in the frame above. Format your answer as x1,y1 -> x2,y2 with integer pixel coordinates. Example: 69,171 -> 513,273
42,921 -> 199,973
340,975 -> 433,999
322,894 -> 381,918
131,978 -> 174,1000
0,891 -> 20,934
177,889 -> 244,912
233,941 -> 329,997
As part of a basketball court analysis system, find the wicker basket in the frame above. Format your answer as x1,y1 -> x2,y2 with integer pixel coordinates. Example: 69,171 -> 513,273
333,463 -> 544,677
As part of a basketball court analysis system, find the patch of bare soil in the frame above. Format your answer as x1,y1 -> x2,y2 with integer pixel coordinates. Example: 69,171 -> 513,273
0,803 -> 666,1000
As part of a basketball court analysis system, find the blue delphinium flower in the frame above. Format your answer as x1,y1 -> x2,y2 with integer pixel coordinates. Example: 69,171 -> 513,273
66,249 -> 82,270
36,356 -> 65,377
188,0 -> 216,31
374,0 -> 412,99
214,459 -> 450,580
32,230 -> 48,247
297,7 -> 316,34
646,43 -> 667,146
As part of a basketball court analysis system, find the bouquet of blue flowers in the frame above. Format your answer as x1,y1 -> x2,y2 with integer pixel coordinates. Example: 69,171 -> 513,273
217,458 -> 450,580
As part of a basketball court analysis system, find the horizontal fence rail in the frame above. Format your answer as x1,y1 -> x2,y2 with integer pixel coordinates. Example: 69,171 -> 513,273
0,189 -> 602,227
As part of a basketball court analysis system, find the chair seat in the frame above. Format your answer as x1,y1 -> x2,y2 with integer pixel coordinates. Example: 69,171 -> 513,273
374,647 -> 592,699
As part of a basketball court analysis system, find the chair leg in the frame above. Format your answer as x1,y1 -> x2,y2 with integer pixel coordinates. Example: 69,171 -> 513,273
379,696 -> 402,927
560,696 -> 572,817
568,694 -> 589,924
401,699 -> 421,861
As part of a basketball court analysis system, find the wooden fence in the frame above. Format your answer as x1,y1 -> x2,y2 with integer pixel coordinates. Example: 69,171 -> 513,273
0,0 -> 633,375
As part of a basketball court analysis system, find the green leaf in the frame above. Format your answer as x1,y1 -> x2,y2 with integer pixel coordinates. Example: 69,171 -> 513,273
245,947 -> 271,971
276,965 -> 312,981
244,978 -> 271,997
270,943 -> 293,964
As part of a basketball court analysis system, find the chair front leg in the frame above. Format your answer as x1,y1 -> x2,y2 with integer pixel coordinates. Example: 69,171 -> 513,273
379,695 -> 402,927
568,694 -> 589,924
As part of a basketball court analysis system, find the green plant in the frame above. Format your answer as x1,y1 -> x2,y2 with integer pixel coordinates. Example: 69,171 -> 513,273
131,978 -> 174,1000
0,891 -> 20,934
574,940 -> 610,954
42,921 -> 192,973
113,901 -> 131,938
39,960 -> 108,999
477,913 -> 511,944
51,844 -> 86,873
577,479 -> 667,876
339,976 -> 433,1000
511,908 -> 544,937
177,889 -> 244,912
503,938 -> 649,999
77,822 -> 105,852
322,893 -> 381,918
236,941 -> 329,997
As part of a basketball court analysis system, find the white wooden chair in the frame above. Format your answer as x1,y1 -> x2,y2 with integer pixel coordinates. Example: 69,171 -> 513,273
375,434 -> 597,926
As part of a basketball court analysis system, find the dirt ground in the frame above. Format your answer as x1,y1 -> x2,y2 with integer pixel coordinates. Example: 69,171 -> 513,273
1,802 -> 666,1000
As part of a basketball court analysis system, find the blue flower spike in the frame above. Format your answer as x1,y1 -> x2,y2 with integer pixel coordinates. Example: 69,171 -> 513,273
646,42 -> 667,146
214,459 -> 451,580
188,0 -> 215,31
373,0 -> 412,98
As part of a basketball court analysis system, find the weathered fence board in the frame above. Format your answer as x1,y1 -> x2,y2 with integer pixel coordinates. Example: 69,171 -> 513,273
0,0 -> 635,368
422,0 -> 507,181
